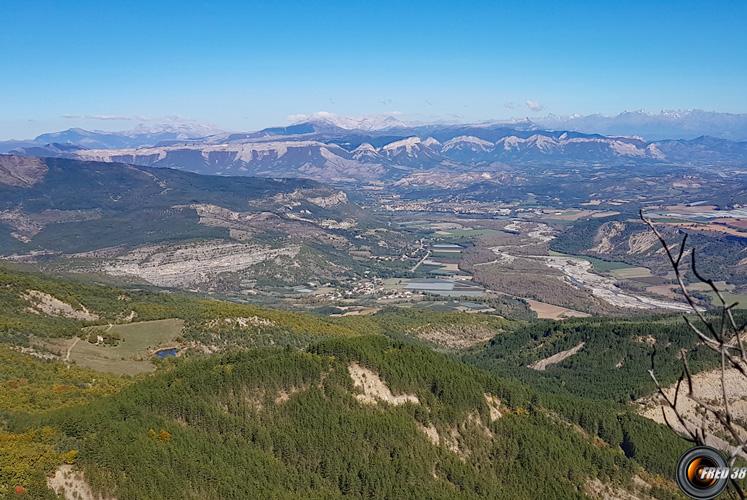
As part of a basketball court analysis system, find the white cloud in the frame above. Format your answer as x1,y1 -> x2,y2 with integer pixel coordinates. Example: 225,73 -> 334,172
62,114 -> 142,121
525,100 -> 544,112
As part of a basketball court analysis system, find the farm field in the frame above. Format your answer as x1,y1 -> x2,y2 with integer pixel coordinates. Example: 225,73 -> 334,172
435,228 -> 501,239
705,291 -> 747,309
537,209 -> 620,221
609,267 -> 653,279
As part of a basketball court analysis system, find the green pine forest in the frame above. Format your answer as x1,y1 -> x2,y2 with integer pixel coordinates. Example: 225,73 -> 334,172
1,264 -> 739,498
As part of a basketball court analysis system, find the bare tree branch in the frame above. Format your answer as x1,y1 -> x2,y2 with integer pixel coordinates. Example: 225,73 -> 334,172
640,209 -> 745,498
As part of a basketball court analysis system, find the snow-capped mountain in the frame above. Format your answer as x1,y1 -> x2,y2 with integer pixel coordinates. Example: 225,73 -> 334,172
289,112 -> 408,131
380,137 -> 440,162
442,136 -> 493,151
534,110 -> 747,141
441,136 -> 495,161
6,118 -> 747,184
73,139 -> 387,183
351,143 -> 383,162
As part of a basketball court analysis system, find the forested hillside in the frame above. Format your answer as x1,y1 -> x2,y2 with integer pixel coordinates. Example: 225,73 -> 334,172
0,265 -> 721,498
465,315 -> 728,401
5,336 -> 686,499
0,264 -> 358,349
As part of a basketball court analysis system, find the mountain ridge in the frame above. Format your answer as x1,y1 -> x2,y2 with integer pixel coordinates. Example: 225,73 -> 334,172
534,109 -> 747,141
8,125 -> 745,184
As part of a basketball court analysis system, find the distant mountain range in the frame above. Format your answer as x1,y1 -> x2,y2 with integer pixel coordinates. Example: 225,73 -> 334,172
532,110 -> 747,141
6,125 -> 746,184
2,112 -> 747,184
0,122 -> 223,151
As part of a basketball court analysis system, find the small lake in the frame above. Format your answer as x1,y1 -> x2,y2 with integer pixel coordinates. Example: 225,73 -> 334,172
154,348 -> 178,359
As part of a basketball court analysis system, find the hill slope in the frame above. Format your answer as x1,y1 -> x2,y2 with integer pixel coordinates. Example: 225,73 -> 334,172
0,265 -> 693,498
0,155 -> 413,292
7,336 -> 681,499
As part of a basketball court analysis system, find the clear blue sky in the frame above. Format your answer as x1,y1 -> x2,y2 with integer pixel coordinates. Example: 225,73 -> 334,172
1,0 -> 746,139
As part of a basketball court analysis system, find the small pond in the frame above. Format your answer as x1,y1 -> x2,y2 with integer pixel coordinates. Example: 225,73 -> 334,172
154,348 -> 178,359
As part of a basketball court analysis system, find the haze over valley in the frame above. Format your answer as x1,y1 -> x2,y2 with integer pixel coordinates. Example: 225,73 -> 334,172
2,112 -> 745,319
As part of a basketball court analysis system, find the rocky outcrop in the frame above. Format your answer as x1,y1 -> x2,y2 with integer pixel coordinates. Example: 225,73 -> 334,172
22,290 -> 98,321
591,221 -> 626,253
93,240 -> 302,288
348,363 -> 419,406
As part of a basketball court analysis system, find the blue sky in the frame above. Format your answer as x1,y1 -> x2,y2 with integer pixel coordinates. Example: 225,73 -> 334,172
1,0 -> 746,139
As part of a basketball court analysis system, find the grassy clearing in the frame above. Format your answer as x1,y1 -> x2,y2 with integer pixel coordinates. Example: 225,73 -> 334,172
84,319 -> 184,356
43,319 -> 184,375
548,250 -> 637,273
525,299 -> 590,320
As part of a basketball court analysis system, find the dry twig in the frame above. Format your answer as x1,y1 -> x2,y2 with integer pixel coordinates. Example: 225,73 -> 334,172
640,209 -> 746,498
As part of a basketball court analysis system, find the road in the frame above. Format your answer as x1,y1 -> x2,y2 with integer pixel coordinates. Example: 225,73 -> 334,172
65,337 -> 80,362
410,250 -> 431,272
